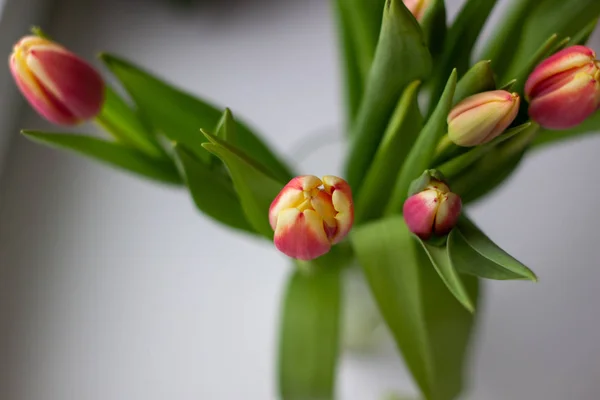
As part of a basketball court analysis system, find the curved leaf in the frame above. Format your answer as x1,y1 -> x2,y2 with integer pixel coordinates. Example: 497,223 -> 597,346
96,85 -> 165,158
173,145 -> 255,234
419,239 -> 474,312
201,132 -> 283,238
21,131 -> 181,185
449,217 -> 537,281
99,53 -> 293,182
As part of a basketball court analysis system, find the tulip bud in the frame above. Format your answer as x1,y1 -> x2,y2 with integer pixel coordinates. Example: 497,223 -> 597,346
9,35 -> 104,125
403,0 -> 432,21
403,173 -> 461,240
269,175 -> 354,261
447,90 -> 520,147
525,45 -> 600,130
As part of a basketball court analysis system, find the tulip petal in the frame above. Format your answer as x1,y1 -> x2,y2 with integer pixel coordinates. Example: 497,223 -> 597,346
9,53 -> 78,125
274,208 -> 331,261
529,71 -> 600,129
26,46 -> 104,120
403,189 -> 439,240
525,45 -> 596,99
435,193 -> 462,236
269,186 -> 304,230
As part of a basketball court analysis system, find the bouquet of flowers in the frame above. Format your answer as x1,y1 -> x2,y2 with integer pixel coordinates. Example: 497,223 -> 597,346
8,0 -> 600,398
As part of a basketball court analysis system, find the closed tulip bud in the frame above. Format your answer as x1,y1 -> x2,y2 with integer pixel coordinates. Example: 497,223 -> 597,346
403,0 -> 432,21
403,176 -> 461,240
447,90 -> 520,147
525,45 -> 600,130
9,35 -> 104,125
269,175 -> 354,261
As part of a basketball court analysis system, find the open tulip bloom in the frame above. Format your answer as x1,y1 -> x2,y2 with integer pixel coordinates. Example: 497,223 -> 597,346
10,1 -> 600,399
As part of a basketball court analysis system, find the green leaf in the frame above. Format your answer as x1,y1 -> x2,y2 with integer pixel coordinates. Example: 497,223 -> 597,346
332,0 -> 386,124
214,108 -> 237,144
420,0 -> 447,60
386,70 -> 457,214
453,60 -> 496,105
503,0 -> 600,86
200,131 -> 283,238
479,0 -> 539,79
351,216 -> 434,399
449,217 -> 537,281
419,239 -> 474,312
355,80 -> 422,223
99,53 -> 293,182
450,123 -> 540,204
532,109 -> 600,148
436,122 -> 532,179
570,18 -> 598,46
345,0 -> 432,191
498,79 -> 517,91
416,243 -> 479,400
278,261 -> 342,400
95,84 -> 165,158
502,33 -> 560,94
173,144 -> 256,234
21,130 -> 181,184
428,0 -> 498,111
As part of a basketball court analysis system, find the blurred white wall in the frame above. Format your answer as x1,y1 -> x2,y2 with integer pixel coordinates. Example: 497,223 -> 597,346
1,0 -> 600,399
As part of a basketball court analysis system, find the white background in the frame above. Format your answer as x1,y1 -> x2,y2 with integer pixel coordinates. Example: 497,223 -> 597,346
1,0 -> 600,399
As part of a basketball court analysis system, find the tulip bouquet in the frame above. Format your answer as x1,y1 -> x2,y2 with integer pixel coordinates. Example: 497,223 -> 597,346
8,0 -> 600,399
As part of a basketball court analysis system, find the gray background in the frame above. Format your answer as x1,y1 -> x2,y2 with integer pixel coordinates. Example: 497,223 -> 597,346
1,0 -> 599,399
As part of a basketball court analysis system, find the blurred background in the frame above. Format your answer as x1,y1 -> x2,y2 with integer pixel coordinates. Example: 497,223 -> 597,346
1,0 -> 599,399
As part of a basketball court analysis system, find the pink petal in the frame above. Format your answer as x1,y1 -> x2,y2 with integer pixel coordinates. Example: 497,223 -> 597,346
273,208 -> 331,261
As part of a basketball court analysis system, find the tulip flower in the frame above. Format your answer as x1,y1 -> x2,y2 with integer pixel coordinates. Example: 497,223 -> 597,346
525,45 -> 600,130
9,35 -> 104,125
403,173 -> 461,240
269,175 -> 354,261
403,0 -> 432,21
447,90 -> 520,147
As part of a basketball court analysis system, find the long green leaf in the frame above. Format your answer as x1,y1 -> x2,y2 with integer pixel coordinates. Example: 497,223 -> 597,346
452,60 -> 495,105
351,216 -> 434,399
419,0 -> 447,60
278,259 -> 343,400
479,0 -> 539,79
428,0 -> 498,110
355,80 -> 422,223
345,0 -> 432,192
419,239 -> 474,312
21,131 -> 181,184
173,145 -> 255,234
387,70 -> 457,214
332,0 -> 386,125
200,132 -> 283,238
416,243 -> 479,400
99,53 -> 293,182
449,217 -> 537,281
